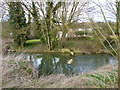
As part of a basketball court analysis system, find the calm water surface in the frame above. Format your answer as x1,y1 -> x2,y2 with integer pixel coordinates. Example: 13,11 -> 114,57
25,53 -> 116,75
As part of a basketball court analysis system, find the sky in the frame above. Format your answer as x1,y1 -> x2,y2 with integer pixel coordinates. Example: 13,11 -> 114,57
0,0 -> 117,22
90,0 -> 116,22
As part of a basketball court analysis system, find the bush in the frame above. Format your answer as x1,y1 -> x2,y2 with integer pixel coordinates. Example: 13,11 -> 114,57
75,31 -> 87,35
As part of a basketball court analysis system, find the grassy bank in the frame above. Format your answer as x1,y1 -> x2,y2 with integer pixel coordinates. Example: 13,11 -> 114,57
8,38 -> 109,54
2,54 -> 118,88
2,37 -> 114,55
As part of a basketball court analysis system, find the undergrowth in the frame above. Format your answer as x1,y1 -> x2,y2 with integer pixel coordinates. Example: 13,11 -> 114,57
2,54 -> 118,88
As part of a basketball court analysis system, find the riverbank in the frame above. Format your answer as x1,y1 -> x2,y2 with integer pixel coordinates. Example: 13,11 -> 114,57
2,37 -> 113,55
13,48 -> 110,55
2,54 -> 118,88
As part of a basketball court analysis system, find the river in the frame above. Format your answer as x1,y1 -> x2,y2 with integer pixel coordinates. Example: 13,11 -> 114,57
24,53 -> 117,76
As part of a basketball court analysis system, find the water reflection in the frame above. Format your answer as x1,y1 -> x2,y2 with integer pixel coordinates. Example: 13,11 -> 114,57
25,53 -> 116,76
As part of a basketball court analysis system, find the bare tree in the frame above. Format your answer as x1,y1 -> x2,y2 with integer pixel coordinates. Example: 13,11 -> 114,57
88,0 -> 120,88
57,1 -> 92,48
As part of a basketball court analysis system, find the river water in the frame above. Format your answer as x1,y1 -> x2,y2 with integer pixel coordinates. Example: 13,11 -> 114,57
25,53 -> 116,76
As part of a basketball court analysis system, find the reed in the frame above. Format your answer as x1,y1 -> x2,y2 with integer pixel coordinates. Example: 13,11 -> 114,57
2,53 -> 118,88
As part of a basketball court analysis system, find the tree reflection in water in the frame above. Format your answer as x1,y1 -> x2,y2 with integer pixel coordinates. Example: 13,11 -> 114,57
26,53 -> 116,77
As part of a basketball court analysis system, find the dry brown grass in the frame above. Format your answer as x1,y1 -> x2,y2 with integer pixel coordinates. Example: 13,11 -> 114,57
2,54 -> 118,88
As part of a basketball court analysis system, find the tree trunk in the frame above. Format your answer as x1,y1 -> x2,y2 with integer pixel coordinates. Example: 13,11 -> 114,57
60,25 -> 67,48
118,49 -> 120,89
116,1 -> 120,89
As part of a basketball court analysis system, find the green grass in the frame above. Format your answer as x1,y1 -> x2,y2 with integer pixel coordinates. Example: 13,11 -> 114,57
26,39 -> 41,44
25,38 -> 102,51
24,43 -> 36,49
84,70 -> 118,88
66,39 -> 100,48
24,39 -> 41,49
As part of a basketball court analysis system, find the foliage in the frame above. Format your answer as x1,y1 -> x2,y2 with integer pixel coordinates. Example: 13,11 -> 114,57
75,31 -> 88,35
30,2 -> 62,50
8,2 -> 29,48
32,2 -> 44,43
85,70 -> 118,88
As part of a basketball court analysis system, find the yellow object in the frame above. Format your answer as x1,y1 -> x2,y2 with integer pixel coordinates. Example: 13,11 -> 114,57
70,52 -> 74,55
67,59 -> 73,64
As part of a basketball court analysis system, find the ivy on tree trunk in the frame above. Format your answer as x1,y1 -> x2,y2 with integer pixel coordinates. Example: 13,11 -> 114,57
8,2 -> 29,48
